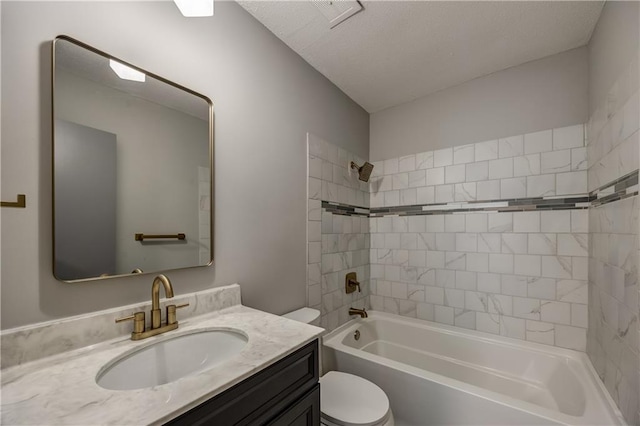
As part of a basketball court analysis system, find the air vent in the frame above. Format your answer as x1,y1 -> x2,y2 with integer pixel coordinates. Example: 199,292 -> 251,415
311,0 -> 363,28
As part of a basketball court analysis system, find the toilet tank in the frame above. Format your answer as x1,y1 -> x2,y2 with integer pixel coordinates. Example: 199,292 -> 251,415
282,307 -> 321,326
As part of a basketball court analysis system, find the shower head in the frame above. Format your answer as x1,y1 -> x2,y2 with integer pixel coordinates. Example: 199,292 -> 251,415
350,161 -> 374,182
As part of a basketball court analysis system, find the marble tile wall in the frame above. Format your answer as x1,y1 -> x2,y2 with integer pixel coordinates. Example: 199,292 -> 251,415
587,60 -> 640,193
588,197 -> 638,424
586,54 -> 639,425
369,124 -> 587,208
368,209 -> 589,351
307,133 -> 370,331
366,124 -> 591,351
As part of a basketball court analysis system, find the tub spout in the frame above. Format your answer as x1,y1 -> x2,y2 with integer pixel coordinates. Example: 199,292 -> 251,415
349,307 -> 368,318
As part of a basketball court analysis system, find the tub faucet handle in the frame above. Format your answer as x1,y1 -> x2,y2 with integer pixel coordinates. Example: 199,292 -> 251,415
350,278 -> 361,292
345,272 -> 361,294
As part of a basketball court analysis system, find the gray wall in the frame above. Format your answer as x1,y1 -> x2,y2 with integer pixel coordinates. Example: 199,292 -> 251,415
54,120 -> 117,280
588,1 -> 640,115
370,47 -> 588,161
0,1 -> 369,329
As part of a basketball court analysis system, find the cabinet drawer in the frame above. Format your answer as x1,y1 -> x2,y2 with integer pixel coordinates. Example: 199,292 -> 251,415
265,385 -> 320,426
166,340 -> 319,426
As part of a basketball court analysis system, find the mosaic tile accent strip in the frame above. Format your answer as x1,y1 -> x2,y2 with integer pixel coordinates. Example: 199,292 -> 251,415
322,201 -> 369,217
322,170 -> 638,218
328,196 -> 589,218
590,169 -> 639,207
370,195 -> 591,216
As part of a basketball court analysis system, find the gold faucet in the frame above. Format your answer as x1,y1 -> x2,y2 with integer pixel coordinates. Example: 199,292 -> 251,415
348,307 -> 368,318
116,274 -> 189,340
151,274 -> 174,328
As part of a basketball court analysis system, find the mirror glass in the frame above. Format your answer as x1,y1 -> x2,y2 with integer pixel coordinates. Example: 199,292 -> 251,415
52,36 -> 213,282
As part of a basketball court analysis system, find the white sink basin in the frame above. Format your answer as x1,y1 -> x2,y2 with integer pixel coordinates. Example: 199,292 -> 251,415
96,329 -> 248,390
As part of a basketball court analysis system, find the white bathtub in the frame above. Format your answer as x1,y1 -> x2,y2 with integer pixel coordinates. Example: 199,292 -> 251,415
322,312 -> 625,426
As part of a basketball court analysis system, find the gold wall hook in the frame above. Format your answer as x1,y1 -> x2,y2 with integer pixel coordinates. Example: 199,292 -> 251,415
1,194 -> 26,208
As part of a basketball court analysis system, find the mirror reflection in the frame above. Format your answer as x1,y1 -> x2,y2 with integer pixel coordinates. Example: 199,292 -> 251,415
53,36 -> 213,282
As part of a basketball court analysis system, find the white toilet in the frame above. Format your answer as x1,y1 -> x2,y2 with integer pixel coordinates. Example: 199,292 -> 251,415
283,308 -> 395,426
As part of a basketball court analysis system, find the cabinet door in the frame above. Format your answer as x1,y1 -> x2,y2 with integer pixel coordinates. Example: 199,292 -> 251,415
265,385 -> 320,426
165,340 -> 318,426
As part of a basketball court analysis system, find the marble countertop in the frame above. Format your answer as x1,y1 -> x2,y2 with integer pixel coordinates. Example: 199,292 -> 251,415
1,305 -> 324,425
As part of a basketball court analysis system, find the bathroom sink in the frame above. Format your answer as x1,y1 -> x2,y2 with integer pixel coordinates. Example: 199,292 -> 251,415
96,329 -> 248,390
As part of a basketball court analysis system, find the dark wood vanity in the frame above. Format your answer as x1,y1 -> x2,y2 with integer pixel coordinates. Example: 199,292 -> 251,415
166,340 -> 320,425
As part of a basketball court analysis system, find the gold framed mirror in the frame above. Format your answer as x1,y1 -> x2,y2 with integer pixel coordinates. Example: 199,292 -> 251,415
52,36 -> 214,282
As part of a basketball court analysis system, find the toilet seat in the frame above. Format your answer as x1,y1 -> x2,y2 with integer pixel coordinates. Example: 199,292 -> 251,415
320,371 -> 391,426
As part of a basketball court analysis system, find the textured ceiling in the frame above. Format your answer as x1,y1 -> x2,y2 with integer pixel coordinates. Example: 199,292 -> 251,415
237,1 -> 604,113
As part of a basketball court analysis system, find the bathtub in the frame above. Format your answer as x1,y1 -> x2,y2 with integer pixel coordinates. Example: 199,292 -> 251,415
322,312 -> 625,426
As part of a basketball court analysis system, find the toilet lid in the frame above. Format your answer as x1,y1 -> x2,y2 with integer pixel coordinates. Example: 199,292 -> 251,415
282,307 -> 320,323
320,371 -> 390,426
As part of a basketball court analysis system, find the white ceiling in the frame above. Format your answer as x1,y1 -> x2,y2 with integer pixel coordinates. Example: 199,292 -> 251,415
237,1 -> 604,113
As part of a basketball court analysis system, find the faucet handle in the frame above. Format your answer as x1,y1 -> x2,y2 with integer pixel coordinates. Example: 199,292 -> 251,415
116,312 -> 145,334
345,272 -> 361,294
166,303 -> 189,325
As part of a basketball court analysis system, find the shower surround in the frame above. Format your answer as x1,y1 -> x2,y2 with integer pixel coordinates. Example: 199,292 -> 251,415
307,133 -> 370,330
367,124 -> 593,352
306,106 -> 638,425
586,52 -> 639,424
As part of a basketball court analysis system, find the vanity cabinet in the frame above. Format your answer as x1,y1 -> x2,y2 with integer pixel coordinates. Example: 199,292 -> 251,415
166,340 -> 320,426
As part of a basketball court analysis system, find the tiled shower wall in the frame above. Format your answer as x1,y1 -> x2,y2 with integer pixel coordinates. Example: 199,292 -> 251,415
305,115 -> 639,420
589,197 -> 638,424
586,53 -> 639,425
370,125 -> 587,207
303,64 -> 638,426
368,125 -> 590,351
307,133 -> 370,330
